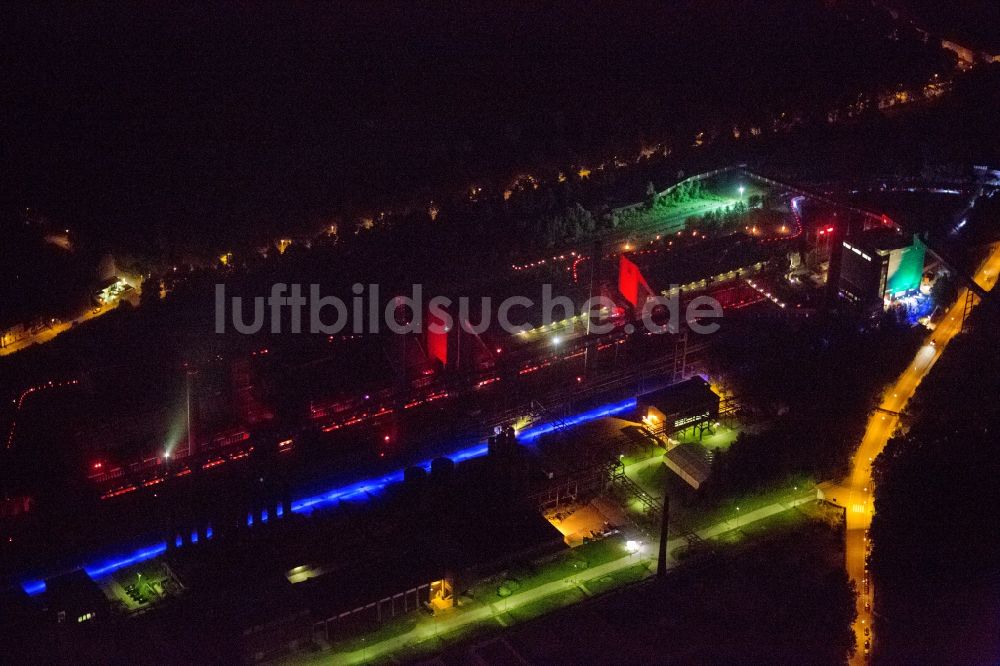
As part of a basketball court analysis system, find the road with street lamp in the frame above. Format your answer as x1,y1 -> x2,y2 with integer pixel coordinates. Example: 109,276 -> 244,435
822,241 -> 1000,662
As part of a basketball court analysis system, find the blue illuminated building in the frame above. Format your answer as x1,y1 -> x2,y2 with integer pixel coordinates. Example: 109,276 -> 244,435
20,396 -> 637,595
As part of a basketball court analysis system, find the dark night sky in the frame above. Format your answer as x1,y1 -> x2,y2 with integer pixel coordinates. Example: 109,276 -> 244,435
0,2 -> 947,253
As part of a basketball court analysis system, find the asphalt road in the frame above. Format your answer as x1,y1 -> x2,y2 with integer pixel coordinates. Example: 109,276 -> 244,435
0,289 -> 140,357
824,242 -> 1000,663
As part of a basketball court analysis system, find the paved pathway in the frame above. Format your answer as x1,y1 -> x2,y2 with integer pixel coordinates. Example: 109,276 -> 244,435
287,492 -> 817,665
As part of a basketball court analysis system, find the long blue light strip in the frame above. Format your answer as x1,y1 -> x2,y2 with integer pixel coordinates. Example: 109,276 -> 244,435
19,396 -> 636,595
516,397 -> 637,443
83,542 -> 168,579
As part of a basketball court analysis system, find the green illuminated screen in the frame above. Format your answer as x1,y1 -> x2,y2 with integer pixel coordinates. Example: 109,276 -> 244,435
887,235 -> 925,296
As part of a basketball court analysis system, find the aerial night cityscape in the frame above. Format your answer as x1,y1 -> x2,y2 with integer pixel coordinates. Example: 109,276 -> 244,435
2,2 -> 1000,664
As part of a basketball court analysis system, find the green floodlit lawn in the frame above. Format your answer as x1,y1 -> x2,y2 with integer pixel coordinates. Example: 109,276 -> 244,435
618,449 -> 654,467
623,453 -> 817,536
629,458 -> 671,500
623,425 -> 739,495
675,424 -> 740,450
673,503 -> 808,559
720,502 -> 804,543
328,613 -> 419,655
635,197 -> 740,233
388,622 -> 499,665
312,502 -> 835,665
683,475 -> 818,534
673,502 -> 842,564
392,560 -> 653,663
380,540 -> 635,664
582,562 -> 650,597
405,507 -> 838,665
470,537 -> 628,602
505,588 -> 588,624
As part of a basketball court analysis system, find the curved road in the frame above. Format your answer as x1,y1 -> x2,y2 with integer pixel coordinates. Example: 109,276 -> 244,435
823,243 -> 1000,662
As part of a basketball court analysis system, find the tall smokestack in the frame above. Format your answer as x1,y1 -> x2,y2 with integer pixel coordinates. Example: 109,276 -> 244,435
657,492 -> 670,578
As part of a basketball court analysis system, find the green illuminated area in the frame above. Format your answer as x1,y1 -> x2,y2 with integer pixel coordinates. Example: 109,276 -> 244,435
887,235 -> 926,296
674,424 -> 740,451
298,503 -> 838,665
622,423 -> 739,495
625,450 -> 817,536
100,561 -> 183,612
644,197 -> 743,232
287,421 -> 826,664
612,175 -> 767,237
514,308 -> 608,342
468,537 -> 625,601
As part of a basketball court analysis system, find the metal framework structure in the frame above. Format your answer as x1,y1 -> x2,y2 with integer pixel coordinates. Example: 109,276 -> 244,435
962,289 -> 979,332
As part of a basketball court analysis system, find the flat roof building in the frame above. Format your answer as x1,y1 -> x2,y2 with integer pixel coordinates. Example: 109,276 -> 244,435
43,569 -> 109,627
638,377 -> 720,436
664,442 -> 712,490
839,231 -> 926,309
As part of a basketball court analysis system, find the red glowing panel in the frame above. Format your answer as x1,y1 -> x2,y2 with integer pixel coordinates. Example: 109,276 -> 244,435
618,254 -> 651,307
427,309 -> 448,366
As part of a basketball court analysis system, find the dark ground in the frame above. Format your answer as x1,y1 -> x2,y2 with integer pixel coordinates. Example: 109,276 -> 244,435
422,513 -> 855,666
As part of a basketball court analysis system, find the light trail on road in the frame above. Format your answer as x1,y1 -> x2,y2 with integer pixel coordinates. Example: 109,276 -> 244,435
830,243 -> 1000,663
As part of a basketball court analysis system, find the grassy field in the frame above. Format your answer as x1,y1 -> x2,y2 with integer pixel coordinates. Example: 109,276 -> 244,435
422,507 -> 852,665
467,536 -> 627,601
326,614 -> 420,655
